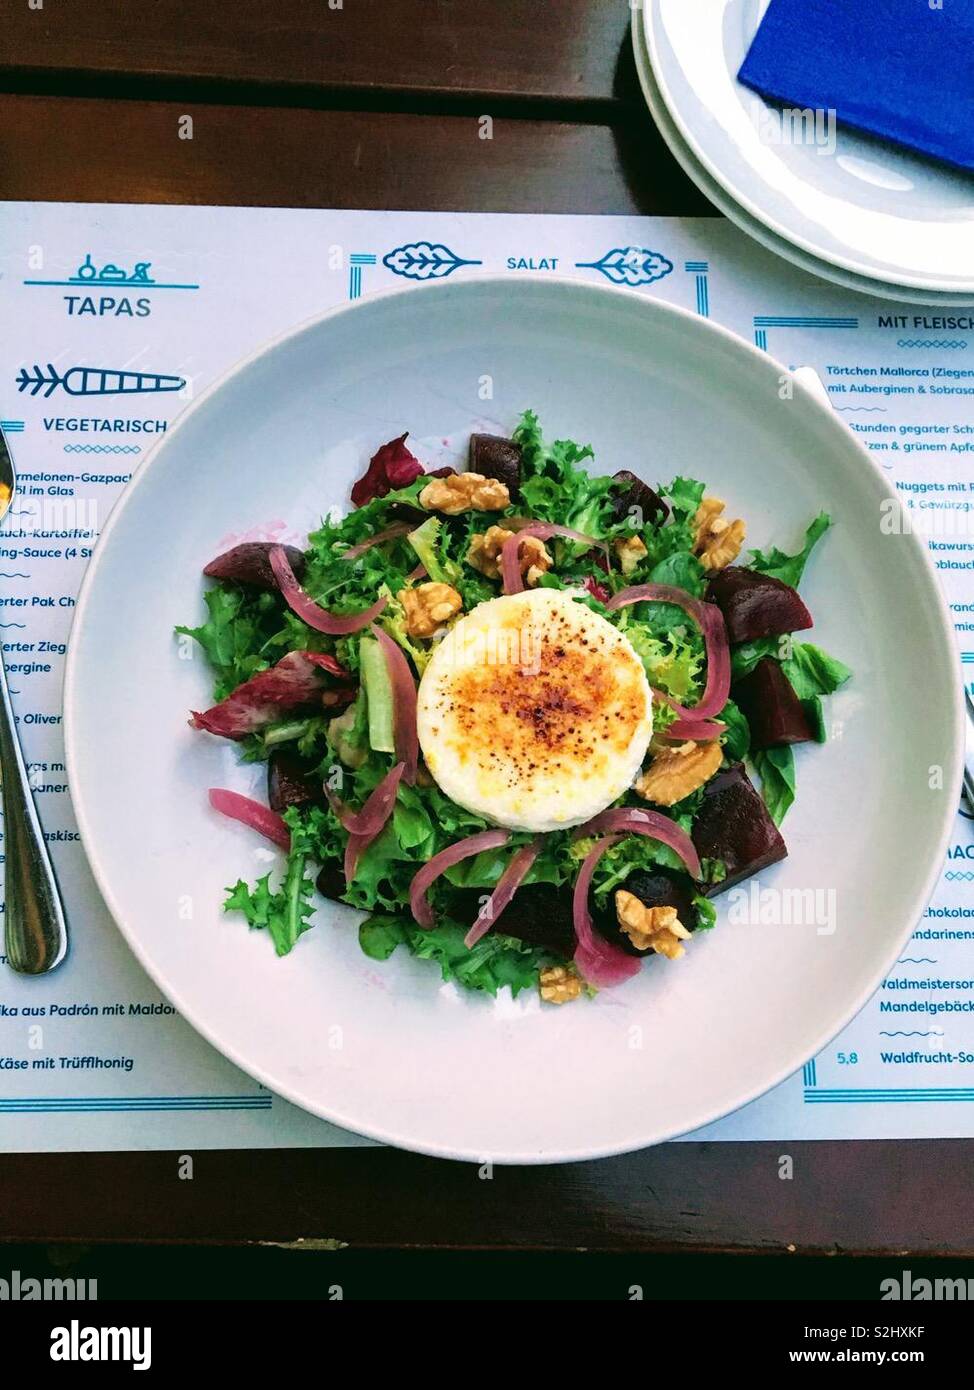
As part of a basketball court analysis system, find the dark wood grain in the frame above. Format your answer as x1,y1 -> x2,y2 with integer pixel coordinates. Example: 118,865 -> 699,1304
0,93 -> 713,214
1,1140 -> 971,1253
0,0 -> 631,108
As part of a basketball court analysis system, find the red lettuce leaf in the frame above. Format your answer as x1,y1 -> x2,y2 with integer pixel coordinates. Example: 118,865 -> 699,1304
351,434 -> 424,507
349,434 -> 453,508
190,650 -> 349,740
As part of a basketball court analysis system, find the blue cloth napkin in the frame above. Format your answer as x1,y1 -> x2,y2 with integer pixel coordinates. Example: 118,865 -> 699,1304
738,0 -> 974,174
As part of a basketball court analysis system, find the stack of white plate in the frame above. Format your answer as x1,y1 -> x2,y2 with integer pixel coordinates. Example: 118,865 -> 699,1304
634,1 -> 974,306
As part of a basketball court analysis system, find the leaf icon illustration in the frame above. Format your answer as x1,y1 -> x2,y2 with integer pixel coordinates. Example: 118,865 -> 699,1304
382,241 -> 482,281
576,247 -> 674,288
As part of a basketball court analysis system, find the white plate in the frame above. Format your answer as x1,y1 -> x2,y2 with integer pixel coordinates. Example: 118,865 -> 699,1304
631,15 -> 974,307
64,278 -> 962,1163
645,0 -> 974,295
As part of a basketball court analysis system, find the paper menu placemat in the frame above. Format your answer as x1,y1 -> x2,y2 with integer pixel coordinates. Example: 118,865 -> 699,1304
0,201 -> 971,1153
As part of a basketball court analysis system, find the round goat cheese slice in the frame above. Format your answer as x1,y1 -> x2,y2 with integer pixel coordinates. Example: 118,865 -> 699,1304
416,588 -> 653,832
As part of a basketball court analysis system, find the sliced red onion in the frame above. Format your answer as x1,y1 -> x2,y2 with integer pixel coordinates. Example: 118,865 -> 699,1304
572,836 -> 642,988
666,715 -> 725,741
463,837 -> 542,948
341,522 -> 412,562
371,623 -> 419,785
503,516 -> 599,543
608,583 -> 730,721
208,788 -> 290,852
344,830 -> 369,884
337,762 -> 408,881
270,545 -> 387,635
326,761 -> 404,838
577,806 -> 702,881
654,692 -> 725,742
406,563 -> 428,583
500,523 -> 606,595
409,829 -> 511,929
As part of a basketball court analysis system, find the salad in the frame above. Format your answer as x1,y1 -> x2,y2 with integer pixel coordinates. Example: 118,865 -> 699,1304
178,412 -> 850,1003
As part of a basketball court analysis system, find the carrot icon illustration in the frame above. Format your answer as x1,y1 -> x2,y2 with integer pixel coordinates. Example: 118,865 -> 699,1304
16,363 -> 186,398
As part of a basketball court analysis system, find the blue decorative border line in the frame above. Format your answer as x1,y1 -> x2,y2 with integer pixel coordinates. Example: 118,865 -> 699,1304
0,1094 -> 272,1113
684,261 -> 710,317
753,314 -> 859,353
802,1051 -> 974,1103
754,316 -> 859,328
24,280 -> 199,290
349,252 -> 376,301
805,1089 -> 974,1104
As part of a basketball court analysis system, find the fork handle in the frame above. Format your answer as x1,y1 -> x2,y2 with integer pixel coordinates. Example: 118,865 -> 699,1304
0,644 -> 68,973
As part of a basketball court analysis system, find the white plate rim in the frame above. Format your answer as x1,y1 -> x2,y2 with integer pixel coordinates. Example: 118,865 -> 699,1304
630,13 -> 974,308
63,275 -> 965,1162
643,0 -> 974,295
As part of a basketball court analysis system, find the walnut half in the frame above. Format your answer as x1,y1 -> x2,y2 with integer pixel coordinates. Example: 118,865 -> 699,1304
694,496 -> 745,571
615,892 -> 691,960
467,525 -> 552,587
635,739 -> 723,807
398,581 -> 463,638
613,533 -> 648,577
539,963 -> 583,1004
419,471 -> 510,514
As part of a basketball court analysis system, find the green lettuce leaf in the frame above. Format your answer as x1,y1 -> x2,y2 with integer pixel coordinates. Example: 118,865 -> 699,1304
175,586 -> 278,701
662,476 -> 706,521
782,642 -> 853,699
748,512 -> 830,588
624,622 -> 704,703
731,635 -> 789,681
584,820 -> 696,896
359,914 -> 408,962
693,893 -> 718,931
753,746 -> 796,825
361,914 -> 553,997
718,699 -> 750,762
407,516 -> 463,588
514,410 -> 615,537
223,808 -> 318,956
647,551 -> 705,597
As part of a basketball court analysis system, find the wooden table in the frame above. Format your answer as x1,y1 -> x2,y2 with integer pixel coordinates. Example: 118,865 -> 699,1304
0,0 -> 967,1259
